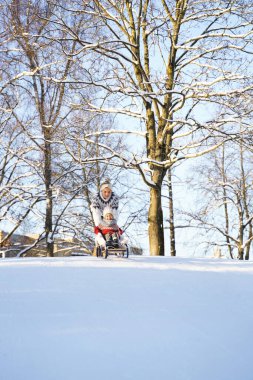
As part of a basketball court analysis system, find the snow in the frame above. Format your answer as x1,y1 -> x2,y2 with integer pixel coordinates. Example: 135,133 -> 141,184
1,255 -> 253,380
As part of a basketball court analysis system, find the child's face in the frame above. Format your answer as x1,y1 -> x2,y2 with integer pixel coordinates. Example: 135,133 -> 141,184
105,213 -> 113,220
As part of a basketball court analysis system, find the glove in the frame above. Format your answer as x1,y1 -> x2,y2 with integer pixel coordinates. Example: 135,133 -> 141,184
96,232 -> 106,247
120,235 -> 128,245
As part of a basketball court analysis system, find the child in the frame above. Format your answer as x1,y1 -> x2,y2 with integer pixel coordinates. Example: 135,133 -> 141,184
94,206 -> 123,248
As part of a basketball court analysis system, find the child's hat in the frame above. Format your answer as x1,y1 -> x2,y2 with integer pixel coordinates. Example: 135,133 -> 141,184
103,206 -> 113,217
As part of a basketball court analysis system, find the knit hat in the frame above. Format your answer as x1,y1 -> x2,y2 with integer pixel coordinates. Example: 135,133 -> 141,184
100,179 -> 112,192
103,205 -> 114,218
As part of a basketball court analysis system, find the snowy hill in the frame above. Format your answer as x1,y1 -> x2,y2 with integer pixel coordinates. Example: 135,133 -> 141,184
1,255 -> 253,380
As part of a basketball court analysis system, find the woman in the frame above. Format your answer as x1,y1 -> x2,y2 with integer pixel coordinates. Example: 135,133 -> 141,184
91,180 -> 127,248
90,180 -> 119,227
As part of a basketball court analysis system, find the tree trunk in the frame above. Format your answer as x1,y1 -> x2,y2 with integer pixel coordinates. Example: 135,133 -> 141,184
245,225 -> 252,260
238,246 -> 244,260
168,168 -> 176,256
44,130 -> 54,257
221,144 -> 233,259
148,184 -> 164,256
237,211 -> 244,260
240,141 -> 252,260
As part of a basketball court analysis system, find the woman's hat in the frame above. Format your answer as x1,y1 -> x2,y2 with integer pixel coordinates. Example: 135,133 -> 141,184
100,179 -> 112,192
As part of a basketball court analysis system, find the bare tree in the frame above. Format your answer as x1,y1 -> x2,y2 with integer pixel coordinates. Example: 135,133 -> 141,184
0,119 -> 43,246
1,0 -> 87,255
57,110 -> 147,250
0,0 -> 146,257
185,140 -> 253,260
45,0 -> 253,255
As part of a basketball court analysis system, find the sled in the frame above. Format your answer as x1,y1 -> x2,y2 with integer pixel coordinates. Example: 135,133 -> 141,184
96,243 -> 129,259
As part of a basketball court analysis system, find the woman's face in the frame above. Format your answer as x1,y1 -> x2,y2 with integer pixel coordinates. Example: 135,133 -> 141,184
102,187 -> 112,199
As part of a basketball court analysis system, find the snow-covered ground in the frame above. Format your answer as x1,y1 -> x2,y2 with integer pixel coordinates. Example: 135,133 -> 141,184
1,255 -> 253,380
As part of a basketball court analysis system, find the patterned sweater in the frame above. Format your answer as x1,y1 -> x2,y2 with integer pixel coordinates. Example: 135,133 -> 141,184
90,191 -> 119,226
